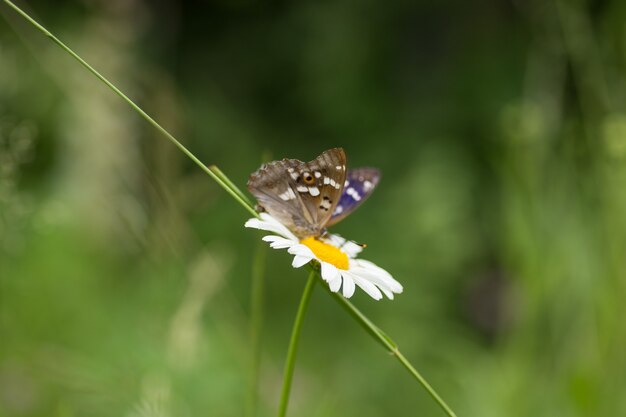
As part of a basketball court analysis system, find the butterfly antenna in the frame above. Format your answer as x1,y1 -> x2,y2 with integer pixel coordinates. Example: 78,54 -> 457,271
349,241 -> 367,249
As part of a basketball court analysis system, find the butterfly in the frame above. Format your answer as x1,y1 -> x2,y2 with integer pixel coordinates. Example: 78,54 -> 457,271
247,148 -> 380,238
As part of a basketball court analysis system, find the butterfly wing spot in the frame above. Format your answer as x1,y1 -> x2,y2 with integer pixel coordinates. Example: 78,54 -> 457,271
346,187 -> 362,201
323,177 -> 339,187
314,171 -> 322,178
363,180 -> 373,191
296,184 -> 321,197
335,205 -> 344,214
302,172 -> 316,185
287,167 -> 299,181
344,180 -> 350,187
279,188 -> 296,201
319,196 -> 332,211
308,187 -> 320,197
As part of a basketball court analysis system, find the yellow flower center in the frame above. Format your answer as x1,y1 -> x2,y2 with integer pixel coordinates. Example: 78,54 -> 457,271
300,237 -> 349,270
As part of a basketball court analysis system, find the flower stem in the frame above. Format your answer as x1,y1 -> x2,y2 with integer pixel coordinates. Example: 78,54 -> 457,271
277,271 -> 316,417
0,0 -> 259,219
322,280 -> 457,417
246,240 -> 266,417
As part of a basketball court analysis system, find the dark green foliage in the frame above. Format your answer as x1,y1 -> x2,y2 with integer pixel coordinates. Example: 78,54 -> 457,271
1,0 -> 625,415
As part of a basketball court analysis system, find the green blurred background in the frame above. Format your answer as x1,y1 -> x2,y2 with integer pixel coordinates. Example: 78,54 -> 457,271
1,0 -> 626,416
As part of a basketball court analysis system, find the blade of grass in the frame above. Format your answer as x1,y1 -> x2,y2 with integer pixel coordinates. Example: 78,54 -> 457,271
209,165 -> 253,208
246,239 -> 267,417
277,271 -> 317,417
319,273 -> 457,417
245,151 -> 272,417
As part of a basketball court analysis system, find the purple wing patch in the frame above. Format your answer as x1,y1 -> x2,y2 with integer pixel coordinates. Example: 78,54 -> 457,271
327,167 -> 380,227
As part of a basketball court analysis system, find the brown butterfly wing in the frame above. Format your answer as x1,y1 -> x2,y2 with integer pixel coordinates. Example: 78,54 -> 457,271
247,148 -> 347,238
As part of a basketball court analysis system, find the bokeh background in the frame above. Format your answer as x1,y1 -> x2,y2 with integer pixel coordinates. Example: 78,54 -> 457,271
2,0 -> 626,416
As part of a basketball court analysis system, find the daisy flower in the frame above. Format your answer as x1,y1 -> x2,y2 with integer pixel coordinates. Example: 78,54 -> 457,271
245,213 -> 403,300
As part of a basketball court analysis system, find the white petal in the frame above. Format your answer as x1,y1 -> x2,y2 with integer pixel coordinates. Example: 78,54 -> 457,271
323,234 -> 362,258
378,286 -> 395,300
271,241 -> 296,249
341,241 -> 364,258
262,236 -> 295,249
351,275 -> 383,300
288,244 -> 316,258
262,214 -> 299,240
245,214 -> 298,241
324,234 -> 346,247
351,259 -> 403,293
292,255 -> 312,268
341,272 -> 356,298
348,260 -> 402,299
328,276 -> 342,292
320,262 -> 341,283
356,270 -> 401,297
244,218 -> 286,237
244,218 -> 264,229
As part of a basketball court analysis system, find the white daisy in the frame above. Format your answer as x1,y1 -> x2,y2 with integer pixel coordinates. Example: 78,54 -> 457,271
245,213 -> 403,300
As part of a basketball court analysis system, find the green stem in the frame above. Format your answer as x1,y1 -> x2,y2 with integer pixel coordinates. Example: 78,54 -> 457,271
246,240 -> 267,417
322,278 -> 457,417
277,272 -> 316,417
209,165 -> 253,208
0,0 -> 258,219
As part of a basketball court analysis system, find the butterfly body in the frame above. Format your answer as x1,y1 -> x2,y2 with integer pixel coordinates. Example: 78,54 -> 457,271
248,148 -> 380,238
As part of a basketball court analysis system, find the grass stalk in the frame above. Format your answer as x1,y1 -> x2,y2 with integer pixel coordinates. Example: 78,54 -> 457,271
209,165 -> 254,208
322,279 -> 457,417
277,271 -> 316,417
246,240 -> 267,417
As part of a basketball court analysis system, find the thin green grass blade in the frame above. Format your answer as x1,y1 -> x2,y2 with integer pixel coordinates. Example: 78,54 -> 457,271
277,272 -> 317,417
319,275 -> 457,417
209,165 -> 254,208
246,239 -> 267,417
